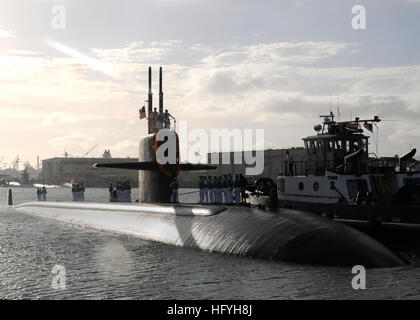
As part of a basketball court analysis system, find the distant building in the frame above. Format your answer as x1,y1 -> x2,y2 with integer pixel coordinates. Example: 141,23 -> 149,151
103,149 -> 112,159
42,154 -> 139,187
178,148 -> 306,187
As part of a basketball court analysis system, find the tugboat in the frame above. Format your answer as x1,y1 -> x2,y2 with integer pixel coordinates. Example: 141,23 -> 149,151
248,112 -> 420,225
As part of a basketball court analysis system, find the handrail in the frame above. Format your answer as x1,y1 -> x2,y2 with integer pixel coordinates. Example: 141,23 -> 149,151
280,158 -> 408,176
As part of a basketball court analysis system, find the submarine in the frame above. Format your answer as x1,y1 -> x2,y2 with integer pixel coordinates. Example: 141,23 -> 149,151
13,67 -> 406,268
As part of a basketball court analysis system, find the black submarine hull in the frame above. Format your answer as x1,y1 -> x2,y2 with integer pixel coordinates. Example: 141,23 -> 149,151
13,201 -> 406,268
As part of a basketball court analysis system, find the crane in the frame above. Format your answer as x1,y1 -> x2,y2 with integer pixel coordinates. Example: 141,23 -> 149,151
83,144 -> 98,157
13,155 -> 20,171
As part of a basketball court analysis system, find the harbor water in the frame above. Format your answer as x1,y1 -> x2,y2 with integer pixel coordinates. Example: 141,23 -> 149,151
1,187 -> 419,299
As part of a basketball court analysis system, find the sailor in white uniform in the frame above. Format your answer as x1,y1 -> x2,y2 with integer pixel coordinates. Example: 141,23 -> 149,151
222,175 -> 229,204
199,176 -> 205,204
203,176 -> 209,204
227,174 -> 234,204
208,176 -> 214,204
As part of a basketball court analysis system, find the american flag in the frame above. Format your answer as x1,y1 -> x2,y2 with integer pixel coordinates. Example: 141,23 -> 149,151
139,106 -> 146,120
345,122 -> 359,132
364,121 -> 373,132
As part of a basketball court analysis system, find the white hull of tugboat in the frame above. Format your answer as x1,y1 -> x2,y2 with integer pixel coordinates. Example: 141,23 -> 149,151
277,170 -> 420,205
277,171 -> 369,204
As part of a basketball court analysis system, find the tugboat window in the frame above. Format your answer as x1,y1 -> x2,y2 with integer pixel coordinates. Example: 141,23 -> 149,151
298,182 -> 304,191
346,141 -> 351,153
313,182 -> 319,191
327,141 -> 333,151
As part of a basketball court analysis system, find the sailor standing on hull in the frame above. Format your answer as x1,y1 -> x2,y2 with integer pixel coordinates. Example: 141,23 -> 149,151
213,176 -> 219,204
203,176 -> 209,204
208,176 -> 214,204
163,109 -> 171,129
228,174 -> 234,204
234,174 -> 241,204
170,176 -> 179,203
222,175 -> 229,204
239,174 -> 247,204
199,176 -> 205,204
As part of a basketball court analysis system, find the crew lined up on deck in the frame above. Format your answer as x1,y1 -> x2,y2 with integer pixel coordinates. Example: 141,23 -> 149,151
109,180 -> 132,202
198,174 -> 247,205
169,176 -> 179,203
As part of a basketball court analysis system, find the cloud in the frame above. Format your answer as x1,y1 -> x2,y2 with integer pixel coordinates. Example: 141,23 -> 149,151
91,41 -> 181,64
5,50 -> 38,56
2,40 -> 420,160
48,133 -> 96,151
42,112 -> 78,126
0,27 -> 15,38
388,122 -> 420,149
45,38 -> 115,76
111,136 -> 141,154
201,41 -> 355,66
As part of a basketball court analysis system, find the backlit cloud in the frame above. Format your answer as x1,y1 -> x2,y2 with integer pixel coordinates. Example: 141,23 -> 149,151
42,112 -> 78,126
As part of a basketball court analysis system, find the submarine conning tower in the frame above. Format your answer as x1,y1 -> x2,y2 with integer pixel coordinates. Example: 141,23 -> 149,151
93,66 -> 216,203
140,66 -> 170,203
138,133 -> 172,203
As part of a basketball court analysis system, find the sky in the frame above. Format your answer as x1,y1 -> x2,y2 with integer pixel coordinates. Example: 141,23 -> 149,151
1,0 -> 420,167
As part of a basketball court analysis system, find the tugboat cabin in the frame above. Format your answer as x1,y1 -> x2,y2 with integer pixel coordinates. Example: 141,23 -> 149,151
301,112 -> 375,176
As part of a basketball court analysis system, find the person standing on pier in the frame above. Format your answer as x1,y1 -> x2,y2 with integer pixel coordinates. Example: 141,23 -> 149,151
42,186 -> 47,201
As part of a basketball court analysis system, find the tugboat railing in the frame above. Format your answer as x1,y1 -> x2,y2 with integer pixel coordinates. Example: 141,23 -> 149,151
283,158 -> 403,176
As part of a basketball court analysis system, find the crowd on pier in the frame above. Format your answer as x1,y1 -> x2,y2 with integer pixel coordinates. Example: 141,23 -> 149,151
36,187 -> 47,201
72,183 -> 85,201
109,181 -> 132,202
